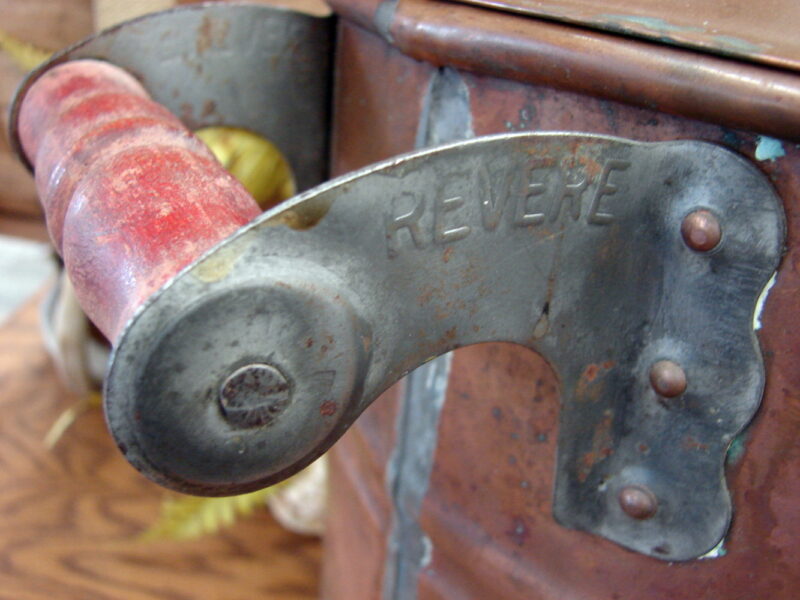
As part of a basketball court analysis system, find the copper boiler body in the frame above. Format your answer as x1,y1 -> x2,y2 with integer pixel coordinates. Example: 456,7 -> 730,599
322,4 -> 800,599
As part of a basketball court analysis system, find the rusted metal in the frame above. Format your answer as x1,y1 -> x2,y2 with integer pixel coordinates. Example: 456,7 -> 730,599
619,485 -> 659,520
329,0 -> 800,142
649,360 -> 687,398
452,0 -> 800,72
218,363 -> 292,429
330,19 -> 433,174
682,209 -> 722,252
17,59 -> 260,341
322,20 -> 800,600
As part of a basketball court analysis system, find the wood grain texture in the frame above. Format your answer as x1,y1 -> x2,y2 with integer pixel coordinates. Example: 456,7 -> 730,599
0,293 -> 321,600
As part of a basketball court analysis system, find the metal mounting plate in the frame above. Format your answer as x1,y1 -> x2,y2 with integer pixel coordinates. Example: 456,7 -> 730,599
106,133 -> 783,561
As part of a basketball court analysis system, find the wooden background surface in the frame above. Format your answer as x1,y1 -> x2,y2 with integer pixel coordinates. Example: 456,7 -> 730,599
0,295 -> 321,599
0,0 -> 93,240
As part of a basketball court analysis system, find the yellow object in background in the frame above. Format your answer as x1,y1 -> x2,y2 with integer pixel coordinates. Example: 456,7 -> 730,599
140,485 -> 285,541
196,126 -> 297,211
93,0 -> 176,31
0,29 -> 51,71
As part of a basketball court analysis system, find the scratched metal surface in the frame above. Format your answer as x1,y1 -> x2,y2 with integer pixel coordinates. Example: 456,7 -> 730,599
452,0 -> 800,71
322,21 -> 800,600
104,129 -> 782,564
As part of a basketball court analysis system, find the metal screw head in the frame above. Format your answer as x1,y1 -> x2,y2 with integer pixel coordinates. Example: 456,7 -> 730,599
649,360 -> 687,398
619,485 -> 658,520
681,209 -> 721,252
219,363 -> 291,428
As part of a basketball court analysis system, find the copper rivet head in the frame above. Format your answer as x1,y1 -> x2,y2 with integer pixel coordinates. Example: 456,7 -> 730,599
619,485 -> 658,520
681,209 -> 721,252
649,360 -> 687,398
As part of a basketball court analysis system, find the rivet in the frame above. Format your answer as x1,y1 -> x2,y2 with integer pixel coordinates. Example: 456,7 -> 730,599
681,209 -> 721,252
219,363 -> 291,428
649,360 -> 687,398
619,485 -> 658,520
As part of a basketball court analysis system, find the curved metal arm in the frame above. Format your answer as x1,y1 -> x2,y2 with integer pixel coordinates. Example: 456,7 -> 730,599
109,133 -> 783,561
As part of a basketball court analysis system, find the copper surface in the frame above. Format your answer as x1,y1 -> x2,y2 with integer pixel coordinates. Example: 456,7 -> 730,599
328,0 -> 800,142
323,21 -> 800,599
322,383 -> 404,599
649,360 -> 688,398
619,485 -> 659,520
682,209 -> 722,252
454,0 -> 800,72
329,20 -> 434,175
326,0 -> 383,33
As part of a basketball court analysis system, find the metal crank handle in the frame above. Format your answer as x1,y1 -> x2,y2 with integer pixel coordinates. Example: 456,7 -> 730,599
16,57 -> 785,561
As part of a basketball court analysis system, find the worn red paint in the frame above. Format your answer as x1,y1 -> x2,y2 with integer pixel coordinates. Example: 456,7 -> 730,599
18,60 -> 260,341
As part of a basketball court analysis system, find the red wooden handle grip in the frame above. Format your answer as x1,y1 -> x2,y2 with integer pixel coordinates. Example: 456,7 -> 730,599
18,60 -> 261,341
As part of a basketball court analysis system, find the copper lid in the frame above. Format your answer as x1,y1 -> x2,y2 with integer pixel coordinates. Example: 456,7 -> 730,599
330,0 -> 800,140
455,0 -> 800,72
